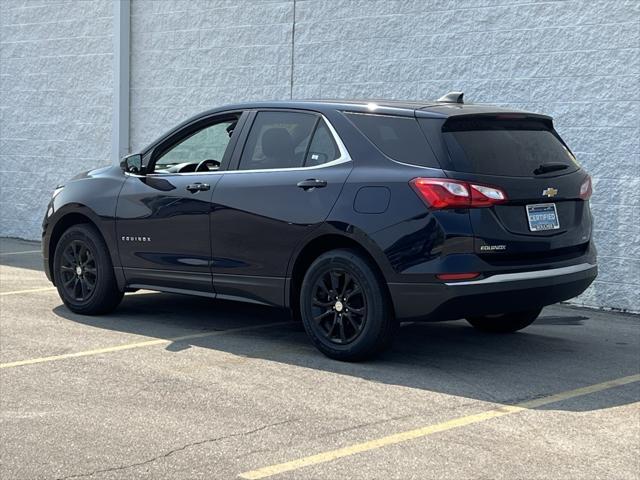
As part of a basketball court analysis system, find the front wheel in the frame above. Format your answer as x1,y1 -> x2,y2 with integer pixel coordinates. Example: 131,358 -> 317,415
466,308 -> 542,333
300,249 -> 396,361
53,224 -> 123,315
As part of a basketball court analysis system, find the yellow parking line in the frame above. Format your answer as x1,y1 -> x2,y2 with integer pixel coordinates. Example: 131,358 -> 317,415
0,287 -> 57,296
238,373 -> 640,479
0,249 -> 41,256
0,321 -> 290,369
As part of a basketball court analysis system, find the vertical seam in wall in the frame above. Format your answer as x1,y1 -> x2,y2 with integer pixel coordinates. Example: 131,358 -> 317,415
126,0 -> 132,156
290,0 -> 296,99
112,0 -> 131,164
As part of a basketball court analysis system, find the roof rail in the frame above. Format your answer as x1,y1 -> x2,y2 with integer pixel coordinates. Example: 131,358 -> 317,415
437,91 -> 464,104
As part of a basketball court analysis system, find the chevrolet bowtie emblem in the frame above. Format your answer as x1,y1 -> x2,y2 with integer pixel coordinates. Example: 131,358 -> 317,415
542,187 -> 558,198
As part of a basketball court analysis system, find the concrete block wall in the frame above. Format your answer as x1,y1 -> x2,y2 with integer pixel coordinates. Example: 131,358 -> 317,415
129,0 -> 293,151
1,0 -> 638,311
291,0 -> 640,311
0,0 -> 114,239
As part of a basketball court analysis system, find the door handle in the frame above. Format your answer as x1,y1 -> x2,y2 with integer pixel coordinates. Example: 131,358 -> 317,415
297,179 -> 327,190
186,183 -> 210,193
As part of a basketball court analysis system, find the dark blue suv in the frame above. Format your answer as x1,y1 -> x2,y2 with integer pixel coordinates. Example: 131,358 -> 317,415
42,94 -> 597,360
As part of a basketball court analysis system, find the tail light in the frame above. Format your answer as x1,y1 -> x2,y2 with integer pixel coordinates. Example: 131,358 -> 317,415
579,175 -> 592,200
410,178 -> 507,209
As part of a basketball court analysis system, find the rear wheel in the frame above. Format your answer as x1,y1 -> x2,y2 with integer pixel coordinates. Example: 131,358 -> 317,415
300,249 -> 396,361
53,224 -> 123,315
466,308 -> 542,333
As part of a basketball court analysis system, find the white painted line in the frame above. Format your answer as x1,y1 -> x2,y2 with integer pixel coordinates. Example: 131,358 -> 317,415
0,287 -> 56,296
0,250 -> 41,256
238,374 -> 640,479
0,321 -> 291,369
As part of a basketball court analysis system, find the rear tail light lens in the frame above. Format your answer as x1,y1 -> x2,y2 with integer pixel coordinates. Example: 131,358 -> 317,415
410,178 -> 507,209
579,175 -> 592,200
409,178 -> 470,209
470,184 -> 507,207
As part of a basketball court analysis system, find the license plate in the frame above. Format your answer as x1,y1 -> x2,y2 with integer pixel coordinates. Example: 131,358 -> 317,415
526,203 -> 560,232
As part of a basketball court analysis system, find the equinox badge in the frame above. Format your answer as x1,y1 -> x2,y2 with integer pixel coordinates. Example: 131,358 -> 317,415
542,187 -> 558,198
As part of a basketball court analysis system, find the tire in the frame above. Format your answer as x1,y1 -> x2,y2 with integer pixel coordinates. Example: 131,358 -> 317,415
53,224 -> 123,315
466,307 -> 542,333
300,249 -> 396,361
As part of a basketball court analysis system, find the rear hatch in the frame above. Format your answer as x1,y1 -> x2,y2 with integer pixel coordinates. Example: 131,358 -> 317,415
418,113 -> 593,265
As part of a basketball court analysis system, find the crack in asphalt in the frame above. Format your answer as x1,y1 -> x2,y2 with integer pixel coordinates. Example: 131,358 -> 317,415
53,419 -> 295,480
234,413 -> 415,462
313,413 -> 415,439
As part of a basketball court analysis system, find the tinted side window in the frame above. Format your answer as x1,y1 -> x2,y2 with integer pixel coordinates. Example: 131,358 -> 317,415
238,111 -> 318,170
305,120 -> 340,166
154,118 -> 238,172
345,112 -> 439,167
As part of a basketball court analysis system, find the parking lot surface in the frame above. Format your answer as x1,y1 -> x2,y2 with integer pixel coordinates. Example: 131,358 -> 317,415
1,237 -> 638,480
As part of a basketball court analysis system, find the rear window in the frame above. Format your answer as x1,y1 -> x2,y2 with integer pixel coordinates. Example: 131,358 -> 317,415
345,112 -> 439,167
434,117 -> 579,177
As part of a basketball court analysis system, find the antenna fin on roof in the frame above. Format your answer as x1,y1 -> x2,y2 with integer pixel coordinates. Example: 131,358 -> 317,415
437,91 -> 464,104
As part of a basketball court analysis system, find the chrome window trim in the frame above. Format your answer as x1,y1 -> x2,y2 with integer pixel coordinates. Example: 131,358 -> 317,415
123,171 -> 145,178
139,113 -> 351,177
445,263 -> 596,286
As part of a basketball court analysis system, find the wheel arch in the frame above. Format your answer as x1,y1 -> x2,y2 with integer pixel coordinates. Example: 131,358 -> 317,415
46,207 -> 123,288
287,233 -> 393,320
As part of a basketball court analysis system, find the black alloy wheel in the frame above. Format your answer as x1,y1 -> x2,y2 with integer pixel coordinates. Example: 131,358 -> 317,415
53,224 -> 123,315
300,249 -> 397,361
59,239 -> 97,302
311,269 -> 367,345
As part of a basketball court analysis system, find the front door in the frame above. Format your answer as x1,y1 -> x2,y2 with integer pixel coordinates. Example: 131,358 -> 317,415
211,110 -> 353,305
116,112 -> 244,294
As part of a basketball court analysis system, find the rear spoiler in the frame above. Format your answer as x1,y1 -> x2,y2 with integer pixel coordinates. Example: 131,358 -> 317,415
441,114 -> 555,132
417,104 -> 553,124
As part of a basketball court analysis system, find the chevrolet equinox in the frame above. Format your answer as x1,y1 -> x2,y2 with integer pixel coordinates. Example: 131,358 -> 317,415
43,93 -> 597,360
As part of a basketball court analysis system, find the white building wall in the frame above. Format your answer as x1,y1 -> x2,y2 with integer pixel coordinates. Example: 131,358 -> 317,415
1,0 -> 638,311
290,0 -> 640,311
0,0 -> 114,239
128,0 -> 293,151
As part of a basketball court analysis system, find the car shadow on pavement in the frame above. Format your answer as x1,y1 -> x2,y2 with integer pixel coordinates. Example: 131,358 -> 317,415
53,291 -> 639,413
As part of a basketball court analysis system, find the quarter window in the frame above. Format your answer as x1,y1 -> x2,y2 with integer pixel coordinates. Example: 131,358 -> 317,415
238,111 -> 339,170
305,120 -> 340,166
345,112 -> 440,168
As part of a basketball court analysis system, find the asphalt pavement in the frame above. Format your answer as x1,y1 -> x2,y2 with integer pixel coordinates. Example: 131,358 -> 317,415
1,237 -> 638,480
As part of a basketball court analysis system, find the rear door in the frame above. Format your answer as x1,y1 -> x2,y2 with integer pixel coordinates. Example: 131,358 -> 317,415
210,110 -> 353,305
419,114 -> 592,260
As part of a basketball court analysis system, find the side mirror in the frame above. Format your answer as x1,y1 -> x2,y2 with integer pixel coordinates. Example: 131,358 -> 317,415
120,154 -> 143,174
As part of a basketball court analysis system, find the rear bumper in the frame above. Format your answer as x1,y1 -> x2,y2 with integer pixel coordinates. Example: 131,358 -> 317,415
388,262 -> 597,321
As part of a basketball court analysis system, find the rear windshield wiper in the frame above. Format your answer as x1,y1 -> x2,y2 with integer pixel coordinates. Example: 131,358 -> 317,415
534,163 -> 569,175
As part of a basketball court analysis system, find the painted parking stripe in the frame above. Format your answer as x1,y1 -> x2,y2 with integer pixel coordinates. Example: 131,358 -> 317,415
0,249 -> 41,256
0,321 -> 291,369
238,374 -> 640,479
0,287 -> 57,296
